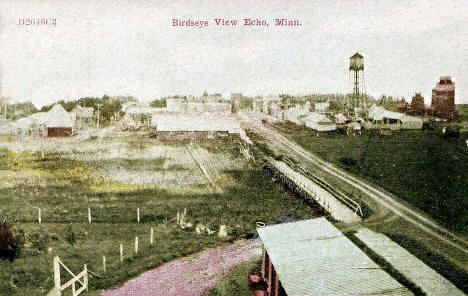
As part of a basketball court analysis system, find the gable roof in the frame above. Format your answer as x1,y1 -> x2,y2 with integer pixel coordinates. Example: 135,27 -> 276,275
350,52 -> 363,59
45,104 -> 74,128
302,112 -> 332,123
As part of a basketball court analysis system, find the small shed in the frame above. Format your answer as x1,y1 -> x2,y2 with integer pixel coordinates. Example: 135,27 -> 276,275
257,218 -> 410,296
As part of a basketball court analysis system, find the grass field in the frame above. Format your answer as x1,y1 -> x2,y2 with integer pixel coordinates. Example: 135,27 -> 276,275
274,122 -> 468,235
206,258 -> 262,296
0,136 -> 317,295
456,104 -> 468,123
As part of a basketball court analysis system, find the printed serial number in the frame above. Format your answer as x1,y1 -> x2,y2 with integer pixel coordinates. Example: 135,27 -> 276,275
18,18 -> 56,26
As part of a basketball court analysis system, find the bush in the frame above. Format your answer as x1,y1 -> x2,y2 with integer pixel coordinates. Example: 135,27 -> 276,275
339,157 -> 357,167
422,119 -> 438,131
64,225 -> 76,246
29,233 -> 49,252
0,223 -> 17,262
442,125 -> 460,138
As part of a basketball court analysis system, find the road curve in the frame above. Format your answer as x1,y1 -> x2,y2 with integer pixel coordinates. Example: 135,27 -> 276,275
238,112 -> 468,259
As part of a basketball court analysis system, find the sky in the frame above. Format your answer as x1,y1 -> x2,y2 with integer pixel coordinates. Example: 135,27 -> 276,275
1,0 -> 467,108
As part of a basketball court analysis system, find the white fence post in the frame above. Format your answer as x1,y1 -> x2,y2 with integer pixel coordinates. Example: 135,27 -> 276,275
137,207 -> 140,223
150,227 -> 154,244
54,256 -> 61,293
38,208 -> 41,224
83,264 -> 88,291
135,236 -> 139,254
102,255 -> 106,273
120,243 -> 123,262
88,208 -> 91,224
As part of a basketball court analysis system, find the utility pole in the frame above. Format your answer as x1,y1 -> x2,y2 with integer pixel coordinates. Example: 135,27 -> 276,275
97,103 -> 101,129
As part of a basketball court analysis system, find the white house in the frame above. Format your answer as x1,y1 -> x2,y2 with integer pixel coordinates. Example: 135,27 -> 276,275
302,112 -> 337,131
335,113 -> 348,124
314,102 -> 330,114
367,105 -> 423,129
284,105 -> 312,125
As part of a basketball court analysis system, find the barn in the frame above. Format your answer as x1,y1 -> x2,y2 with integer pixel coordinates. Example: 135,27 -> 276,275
45,104 -> 74,137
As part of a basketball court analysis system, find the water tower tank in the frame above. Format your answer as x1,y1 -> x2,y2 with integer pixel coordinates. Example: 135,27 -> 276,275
349,53 -> 364,71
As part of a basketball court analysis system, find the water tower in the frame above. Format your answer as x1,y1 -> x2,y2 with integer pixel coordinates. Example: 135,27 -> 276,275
349,53 -> 365,110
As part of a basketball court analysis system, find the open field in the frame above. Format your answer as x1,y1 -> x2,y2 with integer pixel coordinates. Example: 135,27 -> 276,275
273,122 -> 468,235
456,104 -> 468,123
0,135 -> 318,295
206,258 -> 262,296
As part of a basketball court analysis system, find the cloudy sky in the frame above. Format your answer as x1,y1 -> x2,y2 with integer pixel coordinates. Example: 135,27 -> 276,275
1,0 -> 467,107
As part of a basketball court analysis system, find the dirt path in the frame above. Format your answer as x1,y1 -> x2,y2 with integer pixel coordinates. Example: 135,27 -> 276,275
101,239 -> 261,296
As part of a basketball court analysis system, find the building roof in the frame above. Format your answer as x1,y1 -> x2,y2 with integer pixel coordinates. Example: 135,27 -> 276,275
314,102 -> 330,112
257,218 -> 409,296
126,106 -> 165,115
72,105 -> 94,118
350,52 -> 363,59
46,104 -> 74,128
302,112 -> 332,123
368,105 -> 404,121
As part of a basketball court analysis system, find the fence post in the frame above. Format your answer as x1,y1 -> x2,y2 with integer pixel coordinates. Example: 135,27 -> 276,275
83,264 -> 88,291
38,208 -> 41,224
120,243 -> 123,262
150,227 -> 154,244
102,255 -> 106,273
53,256 -> 61,293
88,208 -> 91,224
137,207 -> 140,223
135,236 -> 139,254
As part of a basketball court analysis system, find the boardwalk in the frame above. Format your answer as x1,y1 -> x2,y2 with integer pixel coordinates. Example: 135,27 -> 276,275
102,239 -> 261,296
356,228 -> 465,296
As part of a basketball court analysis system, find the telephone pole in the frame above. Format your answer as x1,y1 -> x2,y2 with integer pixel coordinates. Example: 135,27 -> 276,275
97,103 -> 101,129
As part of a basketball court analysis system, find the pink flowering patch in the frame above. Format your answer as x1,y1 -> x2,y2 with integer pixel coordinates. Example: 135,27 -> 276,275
102,239 -> 260,296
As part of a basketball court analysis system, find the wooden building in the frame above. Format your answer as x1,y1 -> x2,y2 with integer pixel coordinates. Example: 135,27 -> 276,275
45,104 -> 74,137
256,218 -> 410,296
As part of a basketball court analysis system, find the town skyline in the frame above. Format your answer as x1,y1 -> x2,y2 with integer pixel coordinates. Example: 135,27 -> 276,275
1,0 -> 467,107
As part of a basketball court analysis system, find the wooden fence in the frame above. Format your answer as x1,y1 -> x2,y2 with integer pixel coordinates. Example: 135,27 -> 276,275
47,256 -> 88,296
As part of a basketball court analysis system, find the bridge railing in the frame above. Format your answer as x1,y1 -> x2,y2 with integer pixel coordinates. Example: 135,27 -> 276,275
281,157 -> 363,217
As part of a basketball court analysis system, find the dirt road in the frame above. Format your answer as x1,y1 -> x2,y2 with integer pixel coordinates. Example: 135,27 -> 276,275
238,112 -> 468,275
101,239 -> 261,296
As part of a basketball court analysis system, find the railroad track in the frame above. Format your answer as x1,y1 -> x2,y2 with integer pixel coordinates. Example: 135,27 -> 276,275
238,112 -> 468,264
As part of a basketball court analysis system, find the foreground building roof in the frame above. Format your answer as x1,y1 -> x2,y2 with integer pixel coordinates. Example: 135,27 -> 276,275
257,218 -> 411,295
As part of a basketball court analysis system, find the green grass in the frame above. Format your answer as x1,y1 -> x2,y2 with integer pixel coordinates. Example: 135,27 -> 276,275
274,122 -> 468,234
456,104 -> 468,123
206,258 -> 262,296
0,139 -> 317,295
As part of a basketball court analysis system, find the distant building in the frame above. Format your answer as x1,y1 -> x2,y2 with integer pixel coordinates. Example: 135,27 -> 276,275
397,101 -> 409,113
151,113 -> 241,134
314,102 -> 329,114
302,112 -> 337,131
70,105 -> 94,128
166,97 -> 231,114
431,76 -> 456,119
367,105 -> 423,129
45,104 -> 74,137
409,93 -> 425,115
334,113 -> 349,124
283,105 -> 312,125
